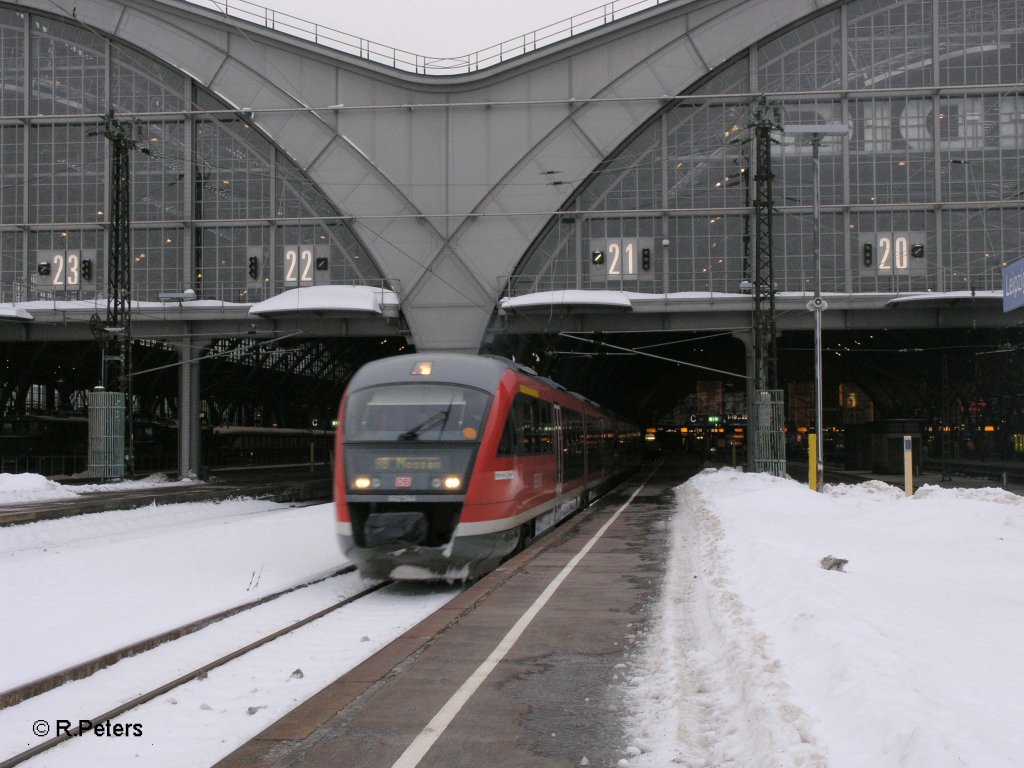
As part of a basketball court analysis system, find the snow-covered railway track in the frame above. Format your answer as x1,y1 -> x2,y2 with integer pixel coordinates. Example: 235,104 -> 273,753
0,566 -> 359,710
0,575 -> 391,768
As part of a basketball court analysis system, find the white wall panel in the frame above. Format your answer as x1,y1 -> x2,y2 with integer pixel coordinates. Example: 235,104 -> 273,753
261,110 -> 336,169
644,35 -> 706,92
117,7 -> 227,84
689,0 -> 816,69
572,91 -> 652,154
452,197 -> 555,281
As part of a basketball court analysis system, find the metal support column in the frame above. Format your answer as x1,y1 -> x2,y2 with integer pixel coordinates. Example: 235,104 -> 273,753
177,337 -> 203,479
783,122 -> 848,491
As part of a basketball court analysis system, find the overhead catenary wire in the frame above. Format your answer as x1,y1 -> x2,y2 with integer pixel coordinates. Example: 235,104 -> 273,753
558,331 -> 750,380
128,330 -> 304,377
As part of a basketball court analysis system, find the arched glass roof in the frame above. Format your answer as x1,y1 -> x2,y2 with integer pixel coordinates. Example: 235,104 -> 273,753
512,0 -> 1024,298
0,6 -> 384,305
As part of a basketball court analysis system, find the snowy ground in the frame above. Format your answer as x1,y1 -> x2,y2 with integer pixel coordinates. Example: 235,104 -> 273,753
0,472 -> 200,505
0,473 -> 460,767
623,468 -> 1024,768
0,482 -> 351,688
2,469 -> 1022,767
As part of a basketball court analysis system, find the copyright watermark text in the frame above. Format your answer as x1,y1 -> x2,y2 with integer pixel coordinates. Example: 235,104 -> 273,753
31,719 -> 144,738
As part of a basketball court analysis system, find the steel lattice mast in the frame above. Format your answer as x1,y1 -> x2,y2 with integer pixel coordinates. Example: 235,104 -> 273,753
95,108 -> 151,475
751,97 -> 781,392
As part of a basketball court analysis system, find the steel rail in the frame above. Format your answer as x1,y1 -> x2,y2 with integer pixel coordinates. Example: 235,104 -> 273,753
0,565 -> 357,709
0,575 -> 391,768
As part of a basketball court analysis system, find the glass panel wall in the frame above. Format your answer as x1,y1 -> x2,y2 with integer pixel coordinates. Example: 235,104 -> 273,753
0,5 -> 381,304
0,231 -> 21,301
514,0 -> 1024,297
0,9 -> 23,116
30,17 -> 106,116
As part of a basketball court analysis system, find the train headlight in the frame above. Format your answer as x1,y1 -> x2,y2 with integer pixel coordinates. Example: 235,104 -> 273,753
353,476 -> 372,490
443,476 -> 462,490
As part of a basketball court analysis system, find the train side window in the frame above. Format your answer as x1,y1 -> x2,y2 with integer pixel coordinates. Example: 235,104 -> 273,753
519,396 -> 538,453
520,398 -> 549,454
532,399 -> 552,454
563,409 -> 584,481
498,407 -> 522,457
498,394 -> 554,456
521,397 -> 534,452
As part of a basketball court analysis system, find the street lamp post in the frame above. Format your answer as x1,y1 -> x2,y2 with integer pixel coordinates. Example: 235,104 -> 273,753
783,123 -> 848,491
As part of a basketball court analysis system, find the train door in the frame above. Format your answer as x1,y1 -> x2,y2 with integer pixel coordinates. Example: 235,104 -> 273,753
552,403 -> 564,512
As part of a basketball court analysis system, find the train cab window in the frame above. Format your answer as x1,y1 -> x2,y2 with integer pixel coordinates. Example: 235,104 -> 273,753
345,384 -> 491,442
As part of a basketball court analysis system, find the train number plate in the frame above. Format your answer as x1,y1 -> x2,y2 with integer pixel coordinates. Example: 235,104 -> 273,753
394,476 -> 413,488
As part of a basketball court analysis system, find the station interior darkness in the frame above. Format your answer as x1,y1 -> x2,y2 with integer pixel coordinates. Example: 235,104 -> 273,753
5,322 -> 1023,475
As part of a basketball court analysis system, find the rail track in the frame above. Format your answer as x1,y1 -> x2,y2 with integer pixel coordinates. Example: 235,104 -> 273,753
0,571 -> 391,768
0,565 -> 358,710
920,458 -> 1024,487
0,466 -> 333,526
790,457 -> 1024,492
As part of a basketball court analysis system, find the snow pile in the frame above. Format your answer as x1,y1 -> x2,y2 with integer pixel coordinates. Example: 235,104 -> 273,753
624,471 -> 825,767
623,468 -> 1024,768
0,473 -> 79,502
0,472 -> 198,505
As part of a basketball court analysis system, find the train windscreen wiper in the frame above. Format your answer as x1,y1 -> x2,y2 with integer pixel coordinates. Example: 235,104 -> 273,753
398,403 -> 452,441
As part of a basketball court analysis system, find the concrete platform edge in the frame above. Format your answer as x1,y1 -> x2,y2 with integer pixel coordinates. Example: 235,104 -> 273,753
209,507 -> 603,768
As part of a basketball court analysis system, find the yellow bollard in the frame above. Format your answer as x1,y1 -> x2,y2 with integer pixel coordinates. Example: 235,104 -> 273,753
808,434 -> 818,492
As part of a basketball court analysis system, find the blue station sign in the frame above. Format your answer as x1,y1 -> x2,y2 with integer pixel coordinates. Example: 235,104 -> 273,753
1003,257 -> 1024,312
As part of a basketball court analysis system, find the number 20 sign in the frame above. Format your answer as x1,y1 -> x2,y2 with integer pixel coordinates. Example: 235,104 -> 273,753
860,233 -> 926,275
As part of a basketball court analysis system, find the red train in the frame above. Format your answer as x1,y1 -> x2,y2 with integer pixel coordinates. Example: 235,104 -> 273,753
333,353 -> 642,580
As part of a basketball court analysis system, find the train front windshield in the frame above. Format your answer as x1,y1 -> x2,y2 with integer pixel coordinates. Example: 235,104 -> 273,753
345,384 -> 491,443
343,384 -> 492,494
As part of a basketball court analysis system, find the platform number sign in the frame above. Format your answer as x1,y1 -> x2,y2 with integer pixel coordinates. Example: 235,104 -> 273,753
860,233 -> 927,276
282,245 -> 329,287
33,250 -> 98,293
588,238 -> 656,284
